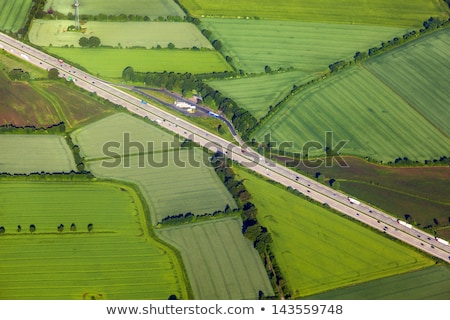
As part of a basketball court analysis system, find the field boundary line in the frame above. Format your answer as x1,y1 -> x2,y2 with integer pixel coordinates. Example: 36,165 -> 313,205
360,63 -> 450,139
31,82 -> 71,127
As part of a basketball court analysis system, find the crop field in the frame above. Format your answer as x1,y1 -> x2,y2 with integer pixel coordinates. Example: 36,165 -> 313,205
304,265 -> 450,300
365,28 -> 450,137
200,19 -> 408,74
252,66 -> 450,162
157,218 -> 274,299
73,113 -> 237,222
294,157 -> 450,205
0,181 -> 187,299
207,71 -> 315,119
0,135 -> 76,173
0,0 -> 33,32
29,20 -> 213,49
292,156 -> 450,228
44,0 -> 185,18
47,47 -> 232,78
235,167 -> 434,298
71,113 -> 176,160
0,70 -> 61,127
180,0 -> 444,27
88,149 -> 237,223
0,66 -> 116,129
340,181 -> 450,237
35,81 -> 117,129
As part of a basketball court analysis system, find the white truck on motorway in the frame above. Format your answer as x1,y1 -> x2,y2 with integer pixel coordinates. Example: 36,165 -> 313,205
396,219 -> 412,229
435,237 -> 449,246
347,197 -> 360,205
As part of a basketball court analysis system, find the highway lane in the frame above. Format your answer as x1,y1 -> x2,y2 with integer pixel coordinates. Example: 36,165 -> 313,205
1,33 -> 449,262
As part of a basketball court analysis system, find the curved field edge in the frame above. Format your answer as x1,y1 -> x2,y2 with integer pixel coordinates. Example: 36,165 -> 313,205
156,217 -> 274,299
178,0 -> 446,27
234,166 -> 435,298
251,66 -> 450,162
303,265 -> 450,300
0,179 -> 191,299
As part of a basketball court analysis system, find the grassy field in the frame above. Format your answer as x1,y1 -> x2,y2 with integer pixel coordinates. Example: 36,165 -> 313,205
234,167 -> 434,298
0,49 -> 48,80
44,0 -> 185,18
304,265 -> 450,300
365,28 -> 450,137
73,113 -> 237,222
47,47 -> 232,78
0,135 -> 76,173
207,71 -> 315,119
29,20 -> 213,49
0,0 -> 33,32
180,0 -> 445,27
0,181 -> 187,299
252,66 -> 450,162
200,19 -> 408,74
157,218 -> 274,299
291,156 -> 450,229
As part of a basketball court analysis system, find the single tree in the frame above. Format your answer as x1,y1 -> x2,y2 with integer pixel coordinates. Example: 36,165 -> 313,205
57,224 -> 64,232
48,68 -> 59,80
79,36 -> 89,47
29,224 -> 36,233
70,223 -> 77,232
17,225 -> 21,232
0,226 -> 5,234
87,223 -> 93,232
88,36 -> 101,48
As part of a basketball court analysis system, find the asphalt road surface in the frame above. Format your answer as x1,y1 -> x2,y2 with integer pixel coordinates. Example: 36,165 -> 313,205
1,33 -> 448,263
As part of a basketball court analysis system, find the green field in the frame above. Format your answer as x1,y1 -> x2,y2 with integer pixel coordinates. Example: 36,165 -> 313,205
73,114 -> 237,222
304,265 -> 450,299
157,218 -> 274,299
47,47 -> 232,78
365,28 -> 450,137
252,66 -> 450,162
0,0 -> 33,32
71,113 -> 175,160
207,71 -> 315,119
29,20 -> 213,49
200,19 -> 408,74
44,0 -> 185,18
0,135 -> 76,173
234,167 -> 434,298
180,0 -> 445,27
0,181 -> 187,299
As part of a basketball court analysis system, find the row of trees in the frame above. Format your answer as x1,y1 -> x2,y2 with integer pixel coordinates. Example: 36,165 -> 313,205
211,155 -> 290,299
40,10 -> 187,23
0,122 -> 65,134
65,134 -> 86,172
0,171 -> 94,181
78,36 -> 101,48
0,223 -> 93,235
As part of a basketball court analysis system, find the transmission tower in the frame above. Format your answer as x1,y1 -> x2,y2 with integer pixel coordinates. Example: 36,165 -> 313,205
74,0 -> 80,30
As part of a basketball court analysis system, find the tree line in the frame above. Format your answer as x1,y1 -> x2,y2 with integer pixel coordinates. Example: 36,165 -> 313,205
0,122 -> 65,134
0,223 -> 93,235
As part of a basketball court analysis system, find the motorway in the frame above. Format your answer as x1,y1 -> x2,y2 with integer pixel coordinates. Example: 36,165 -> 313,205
1,32 -> 449,263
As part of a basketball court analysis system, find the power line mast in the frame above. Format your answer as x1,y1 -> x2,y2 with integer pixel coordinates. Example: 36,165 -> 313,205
74,0 -> 80,30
